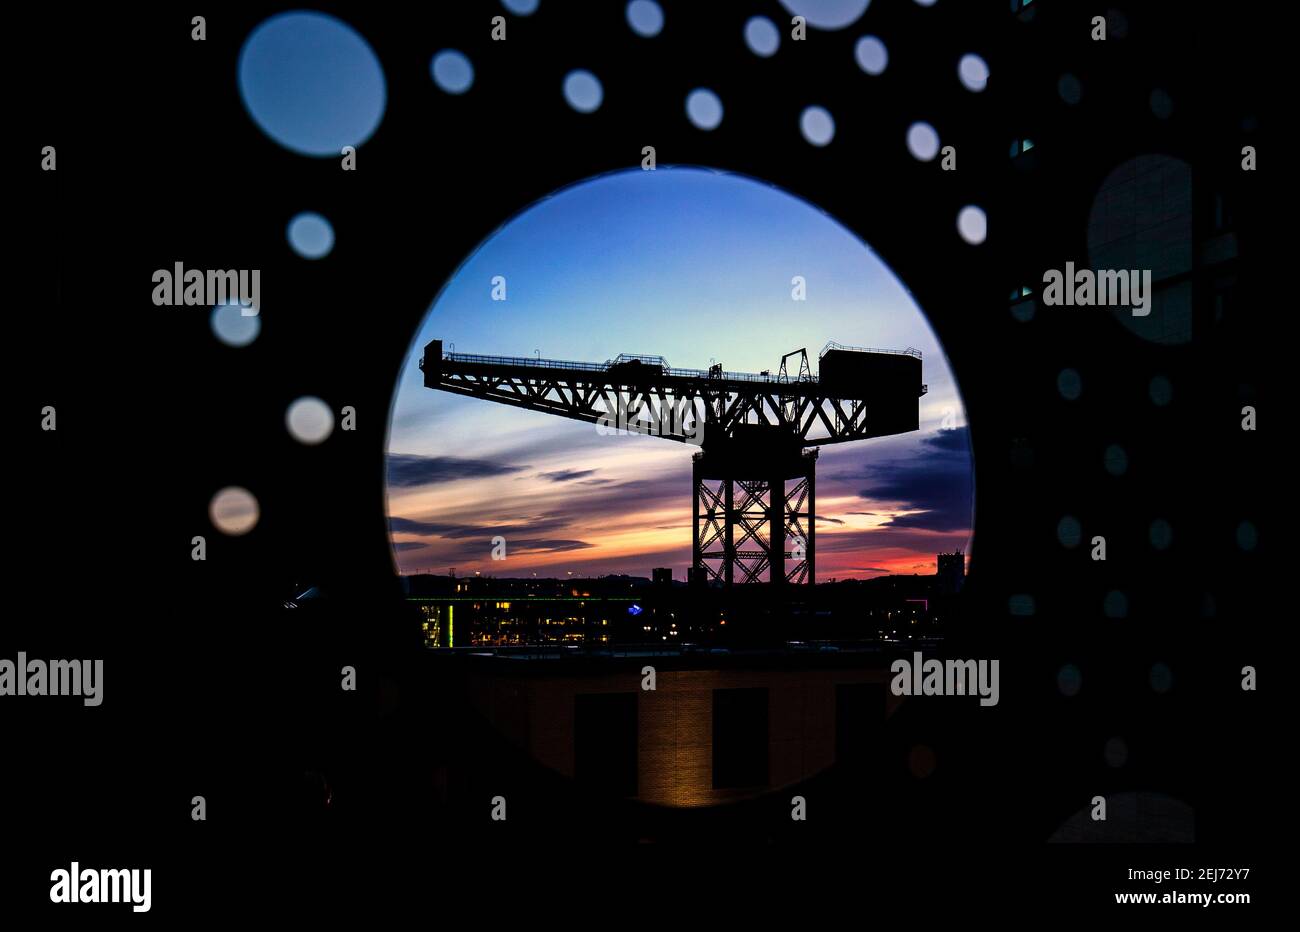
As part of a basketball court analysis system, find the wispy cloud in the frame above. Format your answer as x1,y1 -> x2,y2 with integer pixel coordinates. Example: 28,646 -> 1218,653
390,515 -> 572,539
538,468 -> 598,483
387,453 -> 527,488
510,539 -> 595,553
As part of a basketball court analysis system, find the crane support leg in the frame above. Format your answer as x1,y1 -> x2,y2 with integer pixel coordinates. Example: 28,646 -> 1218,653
693,447 -> 817,587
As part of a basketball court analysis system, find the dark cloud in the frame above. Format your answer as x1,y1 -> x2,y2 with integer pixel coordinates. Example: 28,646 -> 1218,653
392,541 -> 428,552
508,539 -> 595,553
492,424 -> 611,462
392,516 -> 573,539
814,514 -> 845,525
525,470 -> 691,533
920,428 -> 972,455
389,516 -> 462,535
457,521 -> 571,539
856,427 -> 974,533
414,538 -> 596,566
538,469 -> 598,483
387,453 -> 527,488
394,479 -> 681,572
816,532 -> 888,555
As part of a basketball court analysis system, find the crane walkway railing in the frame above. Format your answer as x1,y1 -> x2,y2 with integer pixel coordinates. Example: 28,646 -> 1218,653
433,350 -> 810,385
819,340 -> 922,359
423,344 -> 924,388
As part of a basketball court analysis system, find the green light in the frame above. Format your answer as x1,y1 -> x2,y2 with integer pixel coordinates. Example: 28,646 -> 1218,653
406,597 -> 635,602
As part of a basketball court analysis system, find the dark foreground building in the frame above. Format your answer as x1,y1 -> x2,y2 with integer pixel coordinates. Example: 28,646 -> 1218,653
443,649 -> 914,807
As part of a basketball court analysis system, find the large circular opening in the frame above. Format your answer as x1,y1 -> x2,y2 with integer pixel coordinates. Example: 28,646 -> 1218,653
385,167 -> 974,805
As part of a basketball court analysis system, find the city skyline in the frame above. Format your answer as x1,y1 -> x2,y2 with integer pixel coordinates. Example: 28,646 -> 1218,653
394,549 -> 968,582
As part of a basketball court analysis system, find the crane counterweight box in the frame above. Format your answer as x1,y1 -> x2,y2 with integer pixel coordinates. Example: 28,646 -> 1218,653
817,346 -> 923,433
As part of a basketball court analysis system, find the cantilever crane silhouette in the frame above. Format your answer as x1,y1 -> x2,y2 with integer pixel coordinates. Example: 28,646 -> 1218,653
421,339 -> 925,588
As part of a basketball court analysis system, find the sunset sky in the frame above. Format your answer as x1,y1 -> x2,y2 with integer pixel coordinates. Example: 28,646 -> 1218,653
385,167 -> 973,581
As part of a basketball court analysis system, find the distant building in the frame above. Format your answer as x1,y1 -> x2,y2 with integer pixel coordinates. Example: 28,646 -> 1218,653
937,551 -> 965,594
652,567 -> 673,586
